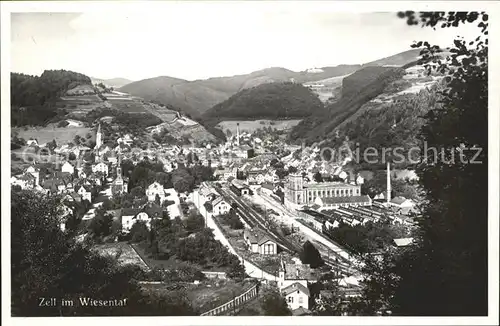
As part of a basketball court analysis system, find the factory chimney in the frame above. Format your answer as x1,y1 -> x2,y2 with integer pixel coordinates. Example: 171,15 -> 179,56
236,123 -> 240,146
386,161 -> 391,204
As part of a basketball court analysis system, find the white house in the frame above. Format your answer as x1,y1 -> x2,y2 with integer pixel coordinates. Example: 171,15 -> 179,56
61,162 -> 75,175
278,260 -> 316,311
212,196 -> 231,215
76,185 -> 92,202
356,175 -> 365,185
243,229 -> 277,255
247,170 -> 266,184
122,211 -> 152,233
120,134 -> 134,145
25,166 -> 40,185
214,168 -> 237,181
92,162 -> 109,176
121,209 -> 139,233
389,196 -> 416,209
11,174 -> 36,190
146,181 -> 166,203
282,282 -> 311,311
26,139 -> 38,146
393,237 -> 414,247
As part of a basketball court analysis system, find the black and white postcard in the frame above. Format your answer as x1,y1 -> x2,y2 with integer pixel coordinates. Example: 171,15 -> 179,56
1,1 -> 498,325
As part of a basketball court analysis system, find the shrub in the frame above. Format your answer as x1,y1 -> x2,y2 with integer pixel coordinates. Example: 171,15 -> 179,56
57,120 -> 69,128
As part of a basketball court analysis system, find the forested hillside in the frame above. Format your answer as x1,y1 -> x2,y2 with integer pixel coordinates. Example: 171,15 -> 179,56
202,82 -> 325,124
11,70 -> 92,126
289,66 -> 406,142
332,82 -> 445,169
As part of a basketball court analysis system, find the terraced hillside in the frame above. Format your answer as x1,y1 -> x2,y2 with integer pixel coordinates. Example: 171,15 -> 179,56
290,62 -> 445,167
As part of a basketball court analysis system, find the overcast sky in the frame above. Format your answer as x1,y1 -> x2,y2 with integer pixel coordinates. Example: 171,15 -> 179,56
10,4 -> 481,81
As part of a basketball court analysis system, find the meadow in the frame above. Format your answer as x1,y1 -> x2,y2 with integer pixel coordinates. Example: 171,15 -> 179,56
216,119 -> 302,134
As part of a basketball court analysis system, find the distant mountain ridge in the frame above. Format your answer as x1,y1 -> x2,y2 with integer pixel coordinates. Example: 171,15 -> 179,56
91,77 -> 134,88
119,49 -> 421,118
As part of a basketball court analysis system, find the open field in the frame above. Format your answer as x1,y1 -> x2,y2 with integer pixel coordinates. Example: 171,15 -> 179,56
94,242 -> 149,270
304,74 -> 348,103
131,243 -> 179,270
13,126 -> 92,145
108,99 -> 152,113
216,119 -> 302,134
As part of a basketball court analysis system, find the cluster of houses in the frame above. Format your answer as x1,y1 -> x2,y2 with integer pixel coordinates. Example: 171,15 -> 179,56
278,258 -> 317,312
11,161 -> 107,203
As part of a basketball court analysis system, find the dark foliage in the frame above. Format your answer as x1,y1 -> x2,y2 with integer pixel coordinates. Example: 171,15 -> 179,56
261,290 -> 292,316
11,70 -> 91,126
203,82 -> 325,123
299,240 -> 325,268
289,67 -> 405,143
355,11 -> 489,317
11,190 -> 196,316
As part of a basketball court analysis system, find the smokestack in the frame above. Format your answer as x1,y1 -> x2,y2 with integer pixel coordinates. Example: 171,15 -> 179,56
236,123 -> 240,146
387,162 -> 391,204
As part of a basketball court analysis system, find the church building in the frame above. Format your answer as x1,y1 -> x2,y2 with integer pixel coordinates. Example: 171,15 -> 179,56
284,173 -> 369,210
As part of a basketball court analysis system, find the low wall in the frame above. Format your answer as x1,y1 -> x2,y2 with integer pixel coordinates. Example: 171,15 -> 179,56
200,284 -> 259,316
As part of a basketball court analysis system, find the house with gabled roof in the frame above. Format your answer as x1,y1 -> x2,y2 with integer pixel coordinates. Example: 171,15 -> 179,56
92,162 -> 109,176
315,195 -> 372,210
146,181 -> 167,203
75,185 -> 92,202
61,161 -> 75,175
278,259 -> 317,311
26,138 -> 38,147
121,208 -> 141,233
243,228 -> 278,255
389,196 -> 415,209
393,237 -> 414,247
212,196 -> 231,216
282,282 -> 311,312
11,173 -> 37,190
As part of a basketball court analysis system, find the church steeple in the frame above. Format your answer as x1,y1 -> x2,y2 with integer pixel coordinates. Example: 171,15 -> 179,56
116,155 -> 122,179
95,123 -> 103,149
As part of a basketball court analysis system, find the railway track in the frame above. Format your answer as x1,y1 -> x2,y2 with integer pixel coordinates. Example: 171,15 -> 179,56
252,192 -> 358,274
218,188 -> 299,254
216,186 -> 358,275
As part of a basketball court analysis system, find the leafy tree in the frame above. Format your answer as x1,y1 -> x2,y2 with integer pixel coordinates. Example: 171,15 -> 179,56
184,213 -> 205,234
275,168 -> 289,180
171,168 -> 195,193
353,11 -> 489,317
129,221 -> 149,243
299,240 -> 324,268
221,211 -> 244,229
130,186 -> 145,198
11,190 -> 196,316
57,120 -> 70,128
47,139 -> 58,152
386,11 -> 488,316
88,209 -> 113,238
261,290 -> 292,316
313,171 -> 323,183
64,213 -> 81,234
